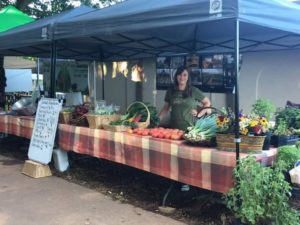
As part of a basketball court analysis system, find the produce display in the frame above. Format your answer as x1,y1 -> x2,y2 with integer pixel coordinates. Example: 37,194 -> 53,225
93,105 -> 119,115
109,101 -> 159,129
61,107 -> 74,113
128,127 -> 184,140
71,104 -> 89,122
184,114 -> 218,143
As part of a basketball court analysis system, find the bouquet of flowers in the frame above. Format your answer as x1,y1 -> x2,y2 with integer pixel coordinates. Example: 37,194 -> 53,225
216,108 -> 269,136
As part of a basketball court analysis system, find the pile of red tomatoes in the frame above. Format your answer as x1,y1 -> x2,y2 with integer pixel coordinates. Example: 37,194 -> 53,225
127,127 -> 184,140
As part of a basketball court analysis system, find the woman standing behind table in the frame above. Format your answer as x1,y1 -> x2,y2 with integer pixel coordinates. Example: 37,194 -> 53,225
158,66 -> 211,131
158,66 -> 211,192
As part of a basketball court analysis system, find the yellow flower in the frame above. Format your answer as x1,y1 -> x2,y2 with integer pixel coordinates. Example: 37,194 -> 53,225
224,117 -> 230,123
217,121 -> 222,127
240,128 -> 248,135
260,117 -> 268,127
240,116 -> 246,121
250,120 -> 258,127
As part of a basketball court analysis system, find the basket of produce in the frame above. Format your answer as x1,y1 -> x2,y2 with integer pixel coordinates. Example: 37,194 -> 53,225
102,124 -> 129,132
104,101 -> 160,132
86,114 -> 121,129
59,108 -> 73,124
126,101 -> 150,129
86,105 -> 121,129
184,114 -> 218,146
69,104 -> 89,127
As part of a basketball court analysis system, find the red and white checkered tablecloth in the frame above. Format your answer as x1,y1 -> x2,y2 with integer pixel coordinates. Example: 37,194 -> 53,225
0,115 -> 34,139
58,124 -> 277,193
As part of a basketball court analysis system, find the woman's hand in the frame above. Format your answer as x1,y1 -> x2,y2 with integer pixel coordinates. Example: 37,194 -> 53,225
197,97 -> 212,117
191,109 -> 198,117
158,102 -> 170,121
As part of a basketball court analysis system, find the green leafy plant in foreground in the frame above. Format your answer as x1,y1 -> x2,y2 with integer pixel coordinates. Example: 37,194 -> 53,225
225,156 -> 299,225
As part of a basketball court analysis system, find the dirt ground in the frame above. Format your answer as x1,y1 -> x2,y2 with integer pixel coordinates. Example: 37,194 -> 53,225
0,136 -> 299,225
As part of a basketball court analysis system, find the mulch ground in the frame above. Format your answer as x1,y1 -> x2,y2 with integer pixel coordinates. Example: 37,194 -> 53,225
0,135 -> 299,225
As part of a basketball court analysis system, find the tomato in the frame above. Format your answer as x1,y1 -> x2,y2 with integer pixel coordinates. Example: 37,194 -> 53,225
137,130 -> 144,135
177,130 -> 184,138
127,128 -> 133,134
133,128 -> 140,134
152,132 -> 159,138
158,133 -> 165,139
174,134 -> 182,140
142,130 -> 149,136
164,133 -> 171,139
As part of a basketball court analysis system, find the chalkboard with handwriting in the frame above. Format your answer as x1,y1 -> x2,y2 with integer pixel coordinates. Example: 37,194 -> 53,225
28,98 -> 62,164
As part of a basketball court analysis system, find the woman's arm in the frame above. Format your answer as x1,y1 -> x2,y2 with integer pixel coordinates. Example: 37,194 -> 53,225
197,97 -> 211,117
158,102 -> 170,121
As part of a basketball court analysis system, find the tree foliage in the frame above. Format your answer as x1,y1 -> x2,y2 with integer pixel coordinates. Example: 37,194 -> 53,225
0,0 -> 124,18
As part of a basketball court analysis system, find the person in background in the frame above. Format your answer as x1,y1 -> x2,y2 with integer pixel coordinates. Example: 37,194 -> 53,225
0,68 -> 6,110
159,66 -> 211,132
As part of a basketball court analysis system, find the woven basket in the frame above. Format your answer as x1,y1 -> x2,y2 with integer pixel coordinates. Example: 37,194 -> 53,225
127,101 -> 150,129
216,133 -> 266,153
184,136 -> 216,147
59,112 -> 72,124
102,124 -> 128,132
70,114 -> 88,127
86,114 -> 121,129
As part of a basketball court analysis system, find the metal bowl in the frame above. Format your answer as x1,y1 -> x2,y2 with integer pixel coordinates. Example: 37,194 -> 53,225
12,97 -> 36,116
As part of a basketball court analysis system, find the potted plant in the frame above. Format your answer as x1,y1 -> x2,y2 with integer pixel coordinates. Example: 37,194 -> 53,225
276,145 -> 300,171
275,107 -> 300,130
251,98 -> 276,121
272,107 -> 300,147
225,156 -> 300,225
272,119 -> 298,147
251,98 -> 276,150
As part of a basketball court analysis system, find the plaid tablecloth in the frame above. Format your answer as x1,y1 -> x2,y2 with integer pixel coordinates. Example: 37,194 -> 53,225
0,115 -> 34,139
58,124 -> 277,193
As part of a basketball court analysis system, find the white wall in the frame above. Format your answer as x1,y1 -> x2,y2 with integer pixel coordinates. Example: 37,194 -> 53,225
239,50 -> 300,113
95,61 -> 136,114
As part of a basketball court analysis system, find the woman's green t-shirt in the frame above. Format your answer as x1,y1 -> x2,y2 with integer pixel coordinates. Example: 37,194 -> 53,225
164,86 -> 205,131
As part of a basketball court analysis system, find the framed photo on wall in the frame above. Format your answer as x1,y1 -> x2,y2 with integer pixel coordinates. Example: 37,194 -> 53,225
190,68 -> 202,86
157,57 -> 171,69
156,53 -> 240,93
170,56 -> 185,68
186,54 -> 200,68
156,69 -> 172,90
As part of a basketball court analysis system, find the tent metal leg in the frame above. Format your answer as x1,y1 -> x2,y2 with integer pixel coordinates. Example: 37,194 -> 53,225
50,41 -> 57,98
234,19 -> 240,163
161,182 -> 175,207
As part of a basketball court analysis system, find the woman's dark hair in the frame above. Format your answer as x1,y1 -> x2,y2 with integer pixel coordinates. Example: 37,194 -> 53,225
172,66 -> 192,98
